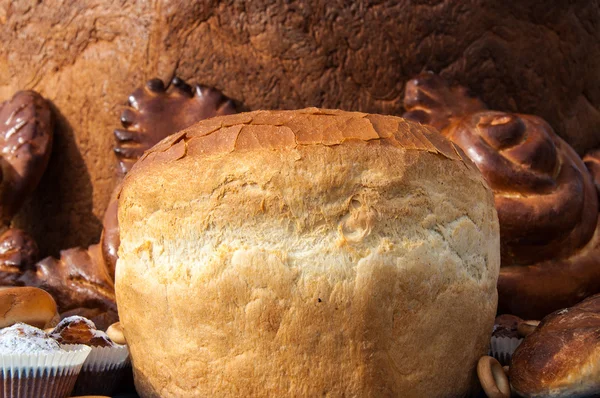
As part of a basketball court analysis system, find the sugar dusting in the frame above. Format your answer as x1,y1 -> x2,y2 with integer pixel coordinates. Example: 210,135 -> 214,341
0,323 -> 62,354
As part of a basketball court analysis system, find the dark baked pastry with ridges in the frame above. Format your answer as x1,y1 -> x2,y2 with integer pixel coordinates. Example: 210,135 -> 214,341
114,77 -> 237,174
19,244 -> 118,330
0,90 -> 53,224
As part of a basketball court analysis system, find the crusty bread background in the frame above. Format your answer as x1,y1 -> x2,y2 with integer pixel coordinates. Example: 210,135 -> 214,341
116,109 -> 500,397
1,1 -> 599,256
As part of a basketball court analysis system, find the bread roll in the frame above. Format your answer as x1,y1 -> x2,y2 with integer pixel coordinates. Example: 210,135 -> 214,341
510,293 -> 600,397
116,108 -> 500,397
0,286 -> 58,329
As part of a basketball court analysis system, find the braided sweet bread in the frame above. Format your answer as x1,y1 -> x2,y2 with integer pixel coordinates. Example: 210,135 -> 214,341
404,73 -> 600,319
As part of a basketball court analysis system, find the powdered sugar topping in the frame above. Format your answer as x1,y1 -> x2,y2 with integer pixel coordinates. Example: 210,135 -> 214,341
0,323 -> 61,354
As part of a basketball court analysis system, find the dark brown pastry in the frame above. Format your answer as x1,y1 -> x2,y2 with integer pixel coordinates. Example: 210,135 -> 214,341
114,77 -> 237,174
0,228 -> 38,285
19,244 -> 117,328
446,112 -> 598,267
509,293 -> 600,397
404,73 -> 600,320
403,72 -> 486,132
0,90 -> 53,225
584,148 -> 600,196
50,315 -> 113,347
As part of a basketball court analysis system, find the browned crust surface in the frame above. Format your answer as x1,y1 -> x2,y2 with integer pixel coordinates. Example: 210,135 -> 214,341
510,294 -> 600,397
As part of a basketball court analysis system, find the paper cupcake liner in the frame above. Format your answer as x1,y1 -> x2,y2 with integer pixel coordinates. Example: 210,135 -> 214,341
489,336 -> 523,366
70,344 -> 130,396
0,344 -> 91,398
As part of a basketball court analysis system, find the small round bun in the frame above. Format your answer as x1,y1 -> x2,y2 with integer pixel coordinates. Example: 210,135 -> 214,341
0,286 -> 58,329
106,321 -> 125,345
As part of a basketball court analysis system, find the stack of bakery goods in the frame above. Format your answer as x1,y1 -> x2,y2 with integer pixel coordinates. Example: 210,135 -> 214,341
0,286 -> 91,397
0,286 -> 129,397
115,108 -> 500,396
0,3 -> 598,395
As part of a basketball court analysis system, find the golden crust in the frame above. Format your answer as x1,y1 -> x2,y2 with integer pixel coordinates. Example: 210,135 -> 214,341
125,108 -> 477,176
116,108 -> 500,397
510,294 -> 600,397
0,286 -> 58,329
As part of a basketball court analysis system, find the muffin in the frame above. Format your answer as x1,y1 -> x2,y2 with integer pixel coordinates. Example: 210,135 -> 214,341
50,316 -> 129,396
490,314 -> 524,365
0,323 -> 90,398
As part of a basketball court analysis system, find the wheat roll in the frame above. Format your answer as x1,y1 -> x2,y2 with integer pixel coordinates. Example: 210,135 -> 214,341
116,108 -> 501,397
0,286 -> 58,329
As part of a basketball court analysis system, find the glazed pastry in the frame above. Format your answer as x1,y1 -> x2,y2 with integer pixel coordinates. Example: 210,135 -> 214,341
0,91 -> 53,225
403,72 -> 486,131
114,77 -> 237,174
510,293 -> 600,398
49,316 -> 129,396
99,185 -> 120,279
403,73 -> 600,320
19,244 -> 118,330
583,148 -> 600,195
0,228 -> 38,285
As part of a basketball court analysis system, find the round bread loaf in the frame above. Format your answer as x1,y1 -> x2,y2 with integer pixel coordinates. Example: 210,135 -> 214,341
115,108 -> 500,397
0,286 -> 58,329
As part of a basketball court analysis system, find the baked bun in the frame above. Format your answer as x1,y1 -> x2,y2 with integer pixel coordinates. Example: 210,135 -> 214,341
404,73 -> 600,320
116,108 -> 500,397
0,286 -> 58,329
446,112 -> 600,319
509,293 -> 600,397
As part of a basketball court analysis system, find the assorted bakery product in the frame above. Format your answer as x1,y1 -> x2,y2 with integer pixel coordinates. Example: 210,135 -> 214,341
0,5 -> 598,395
0,286 -> 59,329
403,72 -> 600,320
19,245 -> 118,331
114,77 -> 237,175
116,108 -> 500,397
0,323 -> 91,398
0,229 -> 38,286
477,356 -> 510,398
509,293 -> 600,398
0,90 -> 53,225
49,316 -> 129,396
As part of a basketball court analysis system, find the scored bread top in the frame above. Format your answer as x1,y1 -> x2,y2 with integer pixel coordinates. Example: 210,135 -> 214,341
125,108 -> 477,174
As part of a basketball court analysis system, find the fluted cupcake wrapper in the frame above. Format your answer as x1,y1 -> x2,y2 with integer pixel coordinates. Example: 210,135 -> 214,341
489,336 -> 523,366
69,344 -> 130,396
0,345 -> 91,398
